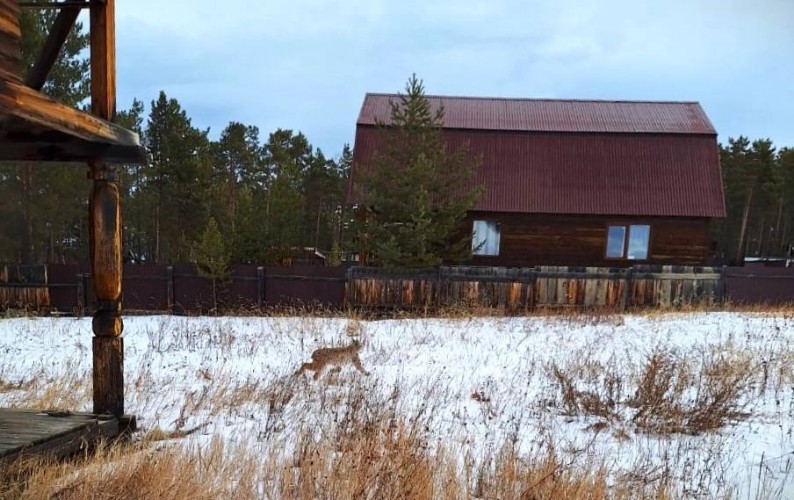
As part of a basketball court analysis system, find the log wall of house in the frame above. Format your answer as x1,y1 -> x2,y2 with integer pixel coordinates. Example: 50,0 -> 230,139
465,212 -> 712,267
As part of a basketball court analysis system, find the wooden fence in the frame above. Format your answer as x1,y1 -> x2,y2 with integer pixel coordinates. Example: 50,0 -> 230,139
346,265 -> 724,311
2,264 -> 348,314
2,263 -> 794,314
0,264 -> 50,310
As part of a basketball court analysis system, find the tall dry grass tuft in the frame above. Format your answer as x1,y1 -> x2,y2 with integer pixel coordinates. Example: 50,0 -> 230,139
281,420 -> 434,499
548,345 -> 753,436
471,441 -> 619,500
0,441 -> 221,500
629,349 -> 751,435
1,370 -> 90,411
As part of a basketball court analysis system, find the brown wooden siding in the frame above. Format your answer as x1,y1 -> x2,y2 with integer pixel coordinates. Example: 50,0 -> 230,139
465,213 -> 711,267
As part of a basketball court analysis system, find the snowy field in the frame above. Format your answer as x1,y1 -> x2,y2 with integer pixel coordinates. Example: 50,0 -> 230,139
1,311 -> 794,497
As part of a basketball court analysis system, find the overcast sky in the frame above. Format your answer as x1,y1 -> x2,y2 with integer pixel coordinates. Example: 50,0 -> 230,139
111,0 -> 792,158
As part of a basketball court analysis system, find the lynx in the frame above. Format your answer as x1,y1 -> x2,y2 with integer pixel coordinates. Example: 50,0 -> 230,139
294,341 -> 370,380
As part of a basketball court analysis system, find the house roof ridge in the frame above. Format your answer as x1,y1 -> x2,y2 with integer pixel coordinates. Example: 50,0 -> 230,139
363,93 -> 703,106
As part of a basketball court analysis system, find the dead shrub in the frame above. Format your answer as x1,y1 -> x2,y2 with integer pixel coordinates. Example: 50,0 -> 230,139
548,364 -> 621,421
629,349 -> 751,435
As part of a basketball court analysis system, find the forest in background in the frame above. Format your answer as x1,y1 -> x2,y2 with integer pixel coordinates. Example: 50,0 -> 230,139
1,8 -> 791,267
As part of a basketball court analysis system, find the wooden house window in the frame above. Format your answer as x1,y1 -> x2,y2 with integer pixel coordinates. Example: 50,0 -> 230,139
606,224 -> 650,260
472,220 -> 500,256
606,226 -> 626,258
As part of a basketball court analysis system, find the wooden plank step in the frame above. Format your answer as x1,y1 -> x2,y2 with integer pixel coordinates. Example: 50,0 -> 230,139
0,408 -> 121,463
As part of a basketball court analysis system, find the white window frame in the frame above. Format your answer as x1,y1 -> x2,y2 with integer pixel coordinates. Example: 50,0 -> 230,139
605,224 -> 651,260
605,226 -> 627,259
472,220 -> 500,256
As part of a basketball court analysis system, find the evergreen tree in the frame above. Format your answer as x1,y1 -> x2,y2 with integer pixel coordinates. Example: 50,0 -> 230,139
194,217 -> 229,313
717,137 -> 753,262
144,91 -> 212,262
212,122 -> 265,234
330,144 -> 356,263
715,137 -> 794,262
303,149 -> 344,251
747,139 -> 779,256
262,129 -> 310,261
778,148 -> 794,252
0,9 -> 90,263
116,99 -> 148,261
360,75 -> 483,270
230,186 -> 269,263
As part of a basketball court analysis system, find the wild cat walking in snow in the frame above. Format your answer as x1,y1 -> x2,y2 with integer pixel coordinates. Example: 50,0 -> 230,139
293,340 -> 370,380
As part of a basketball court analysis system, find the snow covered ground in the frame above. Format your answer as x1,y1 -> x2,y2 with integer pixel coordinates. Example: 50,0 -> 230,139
1,311 -> 793,497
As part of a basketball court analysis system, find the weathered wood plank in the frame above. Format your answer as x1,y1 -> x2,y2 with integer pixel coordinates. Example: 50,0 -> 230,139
0,408 -> 120,463
0,79 -> 141,149
0,0 -> 22,83
344,265 -> 723,310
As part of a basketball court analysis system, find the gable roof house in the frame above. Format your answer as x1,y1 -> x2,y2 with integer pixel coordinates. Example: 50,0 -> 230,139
347,94 -> 726,268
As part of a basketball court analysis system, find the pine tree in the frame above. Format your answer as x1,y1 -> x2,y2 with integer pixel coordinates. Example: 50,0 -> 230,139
360,75 -> 483,270
778,148 -> 794,253
144,91 -> 212,262
327,144 -> 355,264
194,217 -> 229,313
262,129 -> 310,261
213,122 -> 265,234
0,9 -> 90,263
116,99 -> 147,262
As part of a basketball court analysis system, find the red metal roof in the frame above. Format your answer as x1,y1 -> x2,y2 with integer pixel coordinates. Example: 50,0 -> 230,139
349,95 -> 726,218
358,94 -> 717,135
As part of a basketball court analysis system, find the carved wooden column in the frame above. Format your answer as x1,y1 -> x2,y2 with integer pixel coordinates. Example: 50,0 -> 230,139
89,0 -> 123,417
89,163 -> 124,415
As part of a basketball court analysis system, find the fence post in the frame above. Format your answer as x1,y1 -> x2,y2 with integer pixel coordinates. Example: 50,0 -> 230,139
166,266 -> 174,313
257,266 -> 265,309
528,267 -> 537,311
82,273 -> 90,315
719,265 -> 728,308
622,267 -> 633,312
438,267 -> 445,308
76,274 -> 84,317
345,266 -> 356,309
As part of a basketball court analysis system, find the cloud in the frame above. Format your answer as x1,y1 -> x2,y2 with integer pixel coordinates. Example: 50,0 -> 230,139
113,0 -> 794,152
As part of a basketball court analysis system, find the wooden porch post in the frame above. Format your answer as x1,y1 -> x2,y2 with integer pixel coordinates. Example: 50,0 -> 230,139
89,0 -> 124,417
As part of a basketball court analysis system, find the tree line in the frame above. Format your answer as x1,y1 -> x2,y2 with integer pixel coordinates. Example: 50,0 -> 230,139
0,8 -> 354,267
1,9 -> 792,268
714,139 -> 794,263
113,95 -> 354,266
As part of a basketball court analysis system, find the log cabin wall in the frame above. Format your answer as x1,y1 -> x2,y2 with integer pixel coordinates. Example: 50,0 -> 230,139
0,0 -> 21,82
465,212 -> 712,267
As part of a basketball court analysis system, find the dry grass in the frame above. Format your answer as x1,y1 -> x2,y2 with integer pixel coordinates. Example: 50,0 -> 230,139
0,441 -> 222,500
1,372 -> 90,411
629,349 -> 752,434
547,343 -> 756,436
0,420 -> 656,500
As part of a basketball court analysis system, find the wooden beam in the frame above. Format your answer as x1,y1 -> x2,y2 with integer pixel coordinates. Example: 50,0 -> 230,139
25,2 -> 84,91
0,78 -> 141,151
0,133 -> 144,163
90,0 -> 114,120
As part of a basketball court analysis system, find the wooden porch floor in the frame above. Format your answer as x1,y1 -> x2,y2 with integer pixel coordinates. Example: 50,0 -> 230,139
0,408 -> 125,463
